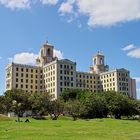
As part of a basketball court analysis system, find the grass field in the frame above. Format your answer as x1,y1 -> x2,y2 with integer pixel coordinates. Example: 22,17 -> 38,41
0,116 -> 140,140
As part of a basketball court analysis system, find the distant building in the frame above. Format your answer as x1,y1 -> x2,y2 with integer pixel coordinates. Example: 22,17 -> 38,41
6,42 -> 136,99
129,79 -> 137,99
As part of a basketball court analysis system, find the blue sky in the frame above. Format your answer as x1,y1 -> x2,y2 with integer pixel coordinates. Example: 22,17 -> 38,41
0,0 -> 140,99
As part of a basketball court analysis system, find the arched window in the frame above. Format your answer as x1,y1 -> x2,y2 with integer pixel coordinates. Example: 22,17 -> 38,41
47,48 -> 51,56
100,58 -> 103,64
94,58 -> 96,65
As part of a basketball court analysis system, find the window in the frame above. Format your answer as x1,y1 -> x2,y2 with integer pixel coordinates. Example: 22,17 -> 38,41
71,77 -> 73,81
16,68 -> 19,71
16,73 -> 18,77
47,48 -> 51,55
21,73 -> 24,77
21,68 -> 24,72
26,69 -> 28,72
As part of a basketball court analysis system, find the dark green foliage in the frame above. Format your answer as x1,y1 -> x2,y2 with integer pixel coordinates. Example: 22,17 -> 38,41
103,91 -> 139,119
61,89 -> 91,102
61,89 -> 140,120
0,89 -> 140,120
82,93 -> 108,119
46,99 -> 64,120
29,92 -> 50,116
64,100 -> 84,121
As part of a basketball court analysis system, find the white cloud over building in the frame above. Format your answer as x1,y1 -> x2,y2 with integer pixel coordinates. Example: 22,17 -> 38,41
9,49 -> 63,65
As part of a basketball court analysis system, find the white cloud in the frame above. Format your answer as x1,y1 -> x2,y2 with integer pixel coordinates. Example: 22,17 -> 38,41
134,77 -> 140,83
40,0 -> 58,5
122,44 -> 136,51
59,0 -> 75,14
9,49 -> 63,65
78,0 -> 140,27
9,52 -> 38,65
1,0 -> 140,28
0,0 -> 58,10
137,88 -> 140,93
0,0 -> 30,10
122,44 -> 140,58
59,0 -> 140,28
54,49 -> 63,59
127,48 -> 140,58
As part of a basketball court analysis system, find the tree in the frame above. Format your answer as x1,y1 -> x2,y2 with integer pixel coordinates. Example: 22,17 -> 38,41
4,89 -> 30,114
61,89 -> 91,102
103,91 -> 139,119
47,99 -> 64,120
64,100 -> 83,121
12,100 -> 22,122
82,93 -> 108,119
29,92 -> 50,116
0,95 -> 6,114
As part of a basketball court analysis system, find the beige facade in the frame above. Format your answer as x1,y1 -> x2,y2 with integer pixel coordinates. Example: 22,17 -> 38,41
100,69 -> 130,96
76,72 -> 102,92
5,42 -> 136,99
42,59 -> 76,99
6,63 -> 42,93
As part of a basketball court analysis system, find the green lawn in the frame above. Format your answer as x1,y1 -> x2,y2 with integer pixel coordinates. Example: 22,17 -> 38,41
0,117 -> 140,140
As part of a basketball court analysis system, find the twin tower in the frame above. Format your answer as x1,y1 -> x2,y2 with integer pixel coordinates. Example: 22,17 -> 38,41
90,52 -> 109,74
36,42 -> 109,74
36,43 -> 55,67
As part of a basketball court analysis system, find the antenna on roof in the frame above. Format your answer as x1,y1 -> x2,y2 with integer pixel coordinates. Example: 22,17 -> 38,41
97,48 -> 100,54
46,37 -> 48,44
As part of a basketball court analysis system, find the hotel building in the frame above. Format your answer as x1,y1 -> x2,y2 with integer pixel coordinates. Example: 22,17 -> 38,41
6,42 -> 137,99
